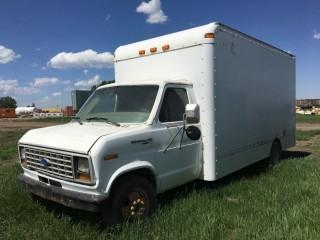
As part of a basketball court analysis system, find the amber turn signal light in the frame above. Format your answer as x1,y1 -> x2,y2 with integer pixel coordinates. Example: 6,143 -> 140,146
204,33 -> 215,38
104,153 -> 118,161
78,172 -> 91,182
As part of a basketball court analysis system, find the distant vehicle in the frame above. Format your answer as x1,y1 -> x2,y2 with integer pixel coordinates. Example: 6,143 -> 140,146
18,22 -> 295,224
15,107 -> 35,115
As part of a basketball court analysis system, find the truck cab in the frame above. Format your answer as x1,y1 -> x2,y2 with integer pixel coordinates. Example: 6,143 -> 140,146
18,80 -> 202,224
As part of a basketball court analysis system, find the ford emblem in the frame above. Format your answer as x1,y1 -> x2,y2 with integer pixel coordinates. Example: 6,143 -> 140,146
40,158 -> 50,167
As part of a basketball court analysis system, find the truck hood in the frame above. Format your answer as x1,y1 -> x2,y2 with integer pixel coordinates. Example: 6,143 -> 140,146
19,122 -> 138,154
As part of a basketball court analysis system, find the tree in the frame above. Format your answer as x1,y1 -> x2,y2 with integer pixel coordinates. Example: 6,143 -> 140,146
90,80 -> 115,91
0,96 -> 17,108
91,85 -> 97,91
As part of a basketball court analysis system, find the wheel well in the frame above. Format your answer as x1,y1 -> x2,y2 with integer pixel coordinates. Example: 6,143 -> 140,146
273,138 -> 282,151
109,168 -> 157,195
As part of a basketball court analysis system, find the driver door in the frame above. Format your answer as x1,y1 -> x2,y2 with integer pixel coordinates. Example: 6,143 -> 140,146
152,86 -> 202,191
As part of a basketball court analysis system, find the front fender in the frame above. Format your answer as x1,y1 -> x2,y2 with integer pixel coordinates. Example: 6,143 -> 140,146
104,161 -> 157,196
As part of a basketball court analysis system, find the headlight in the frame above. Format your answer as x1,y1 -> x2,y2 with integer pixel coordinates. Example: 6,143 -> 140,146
77,157 -> 90,174
20,147 -> 26,159
75,157 -> 91,183
19,147 -> 27,166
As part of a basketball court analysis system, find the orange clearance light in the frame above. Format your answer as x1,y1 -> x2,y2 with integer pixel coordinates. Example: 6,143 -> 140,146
204,33 -> 215,39
162,44 -> 170,51
139,50 -> 145,56
150,47 -> 157,53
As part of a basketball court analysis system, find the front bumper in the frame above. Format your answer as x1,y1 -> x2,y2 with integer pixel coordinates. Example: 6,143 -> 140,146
18,174 -> 108,212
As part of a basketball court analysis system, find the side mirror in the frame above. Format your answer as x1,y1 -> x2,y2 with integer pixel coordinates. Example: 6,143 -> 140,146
185,104 -> 200,124
186,126 -> 201,140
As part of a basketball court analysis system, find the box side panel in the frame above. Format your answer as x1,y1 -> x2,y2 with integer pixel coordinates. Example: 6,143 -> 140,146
214,28 -> 295,179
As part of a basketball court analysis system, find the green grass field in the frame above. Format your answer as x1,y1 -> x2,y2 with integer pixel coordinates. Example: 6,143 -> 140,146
296,114 -> 320,124
0,129 -> 28,161
296,130 -> 320,141
1,123 -> 320,239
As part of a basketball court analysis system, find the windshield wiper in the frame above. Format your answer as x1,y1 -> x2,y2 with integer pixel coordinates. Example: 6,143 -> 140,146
72,116 -> 83,125
86,117 -> 120,127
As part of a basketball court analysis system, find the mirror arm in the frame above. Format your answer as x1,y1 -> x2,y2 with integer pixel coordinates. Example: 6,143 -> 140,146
163,125 -> 184,154
179,114 -> 186,150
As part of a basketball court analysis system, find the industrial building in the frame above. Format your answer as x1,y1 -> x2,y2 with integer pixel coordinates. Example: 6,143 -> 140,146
296,99 -> 320,108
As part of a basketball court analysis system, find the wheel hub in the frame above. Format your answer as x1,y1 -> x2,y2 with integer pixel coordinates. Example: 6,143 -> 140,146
129,198 -> 146,216
122,191 -> 148,219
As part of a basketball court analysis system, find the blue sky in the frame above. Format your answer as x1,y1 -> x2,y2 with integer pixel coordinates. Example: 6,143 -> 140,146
0,0 -> 319,107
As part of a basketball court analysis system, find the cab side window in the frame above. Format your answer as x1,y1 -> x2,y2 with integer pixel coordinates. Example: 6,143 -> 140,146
159,88 -> 189,122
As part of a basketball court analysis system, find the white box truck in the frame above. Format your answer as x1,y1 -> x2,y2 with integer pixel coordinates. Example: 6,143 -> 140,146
18,22 -> 295,224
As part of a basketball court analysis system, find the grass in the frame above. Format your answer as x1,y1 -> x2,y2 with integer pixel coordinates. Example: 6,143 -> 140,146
0,127 -> 320,239
296,114 -> 320,124
296,130 -> 320,141
0,129 -> 28,161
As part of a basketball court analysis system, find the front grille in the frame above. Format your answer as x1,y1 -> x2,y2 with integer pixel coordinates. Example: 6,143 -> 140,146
24,147 -> 74,179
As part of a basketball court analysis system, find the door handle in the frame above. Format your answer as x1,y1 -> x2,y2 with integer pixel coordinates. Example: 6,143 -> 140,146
131,138 -> 152,145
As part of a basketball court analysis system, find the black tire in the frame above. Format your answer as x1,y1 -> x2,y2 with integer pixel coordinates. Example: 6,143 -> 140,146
269,140 -> 281,166
102,175 -> 157,225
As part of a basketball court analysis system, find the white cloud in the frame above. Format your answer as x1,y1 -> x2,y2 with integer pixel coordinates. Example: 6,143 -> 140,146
52,92 -> 62,96
0,45 -> 21,64
0,79 -> 18,94
31,77 -> 60,87
62,80 -> 71,85
0,79 -> 38,95
105,14 -> 111,22
136,0 -> 168,24
83,69 -> 89,75
48,49 -> 114,69
313,30 -> 320,40
15,86 -> 39,95
64,86 -> 74,92
74,75 -> 101,89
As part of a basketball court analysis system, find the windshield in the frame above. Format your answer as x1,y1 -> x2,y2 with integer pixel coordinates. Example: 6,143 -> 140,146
76,85 -> 159,124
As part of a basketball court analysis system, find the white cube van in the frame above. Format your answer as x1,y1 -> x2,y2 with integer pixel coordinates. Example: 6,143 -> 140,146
18,22 -> 295,224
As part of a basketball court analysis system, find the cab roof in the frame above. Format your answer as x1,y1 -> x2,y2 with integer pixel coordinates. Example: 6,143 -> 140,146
97,79 -> 192,90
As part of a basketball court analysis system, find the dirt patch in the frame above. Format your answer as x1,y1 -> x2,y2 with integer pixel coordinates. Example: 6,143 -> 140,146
296,123 -> 320,131
289,134 -> 320,158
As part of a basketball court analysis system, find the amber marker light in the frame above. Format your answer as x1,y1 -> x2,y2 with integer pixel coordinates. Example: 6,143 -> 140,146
204,33 -> 215,38
162,44 -> 170,51
104,153 -> 118,161
139,50 -> 145,56
150,47 -> 157,53
78,172 -> 91,182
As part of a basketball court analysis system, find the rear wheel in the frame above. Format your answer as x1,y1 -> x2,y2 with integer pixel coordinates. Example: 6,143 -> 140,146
269,140 -> 281,165
102,175 -> 157,225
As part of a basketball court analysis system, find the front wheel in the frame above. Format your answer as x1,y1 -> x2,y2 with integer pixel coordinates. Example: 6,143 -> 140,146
269,140 -> 281,166
102,175 -> 157,225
